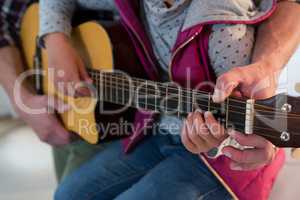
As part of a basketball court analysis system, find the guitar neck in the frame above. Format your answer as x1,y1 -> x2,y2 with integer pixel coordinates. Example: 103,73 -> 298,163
88,69 -> 248,131
88,69 -> 300,148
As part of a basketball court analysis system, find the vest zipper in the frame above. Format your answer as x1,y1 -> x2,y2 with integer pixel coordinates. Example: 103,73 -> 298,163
168,31 -> 201,80
168,30 -> 240,200
117,12 -> 159,80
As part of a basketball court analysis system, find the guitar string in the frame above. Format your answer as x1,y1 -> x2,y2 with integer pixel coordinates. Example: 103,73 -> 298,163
90,75 -> 300,134
88,69 -> 251,106
106,73 -> 300,117
88,68 -> 292,114
93,74 -> 249,114
87,72 -> 300,138
91,72 -> 300,119
90,71 -> 254,112
94,89 -> 295,132
92,88 -> 283,132
89,72 -> 300,119
88,69 -> 297,115
88,69 -> 249,104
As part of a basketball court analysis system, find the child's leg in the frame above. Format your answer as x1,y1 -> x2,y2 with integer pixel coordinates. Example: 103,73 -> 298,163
208,24 -> 255,77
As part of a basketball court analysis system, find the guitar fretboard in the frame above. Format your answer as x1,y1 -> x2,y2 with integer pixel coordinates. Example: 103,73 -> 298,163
87,68 -> 247,130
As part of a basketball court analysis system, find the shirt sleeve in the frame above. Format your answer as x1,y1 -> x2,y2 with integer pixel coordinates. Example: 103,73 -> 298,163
39,0 -> 77,38
0,0 -> 30,48
39,0 -> 118,39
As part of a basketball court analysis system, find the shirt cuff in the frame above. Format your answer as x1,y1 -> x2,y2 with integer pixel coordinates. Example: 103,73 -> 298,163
39,12 -> 72,48
39,11 -> 72,41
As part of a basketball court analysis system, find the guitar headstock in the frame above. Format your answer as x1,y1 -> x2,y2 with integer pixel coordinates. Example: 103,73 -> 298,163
254,94 -> 300,147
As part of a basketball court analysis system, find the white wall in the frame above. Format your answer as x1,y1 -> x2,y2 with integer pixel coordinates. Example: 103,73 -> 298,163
277,47 -> 300,96
0,86 -> 15,117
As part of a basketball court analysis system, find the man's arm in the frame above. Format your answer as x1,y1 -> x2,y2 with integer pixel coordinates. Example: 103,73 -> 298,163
182,1 -> 300,170
40,0 -> 117,38
219,1 -> 300,170
213,1 -> 300,102
0,46 -> 72,146
0,0 -> 72,146
252,1 -> 300,68
0,0 -> 32,98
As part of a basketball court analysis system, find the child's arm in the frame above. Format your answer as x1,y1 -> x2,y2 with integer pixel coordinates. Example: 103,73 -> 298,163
39,0 -> 118,96
40,0 -> 76,40
39,0 -> 90,96
39,0 -> 117,41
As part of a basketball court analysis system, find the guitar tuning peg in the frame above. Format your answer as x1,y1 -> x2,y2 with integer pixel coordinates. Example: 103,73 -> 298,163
281,103 -> 292,113
291,148 -> 300,159
280,131 -> 290,142
295,82 -> 300,94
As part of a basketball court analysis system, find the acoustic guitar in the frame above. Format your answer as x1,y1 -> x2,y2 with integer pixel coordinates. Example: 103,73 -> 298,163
20,4 -> 300,150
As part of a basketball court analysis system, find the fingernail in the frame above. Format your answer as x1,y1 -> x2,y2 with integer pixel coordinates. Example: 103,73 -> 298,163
212,89 -> 220,102
223,151 -> 231,158
228,129 -> 236,137
204,111 -> 212,119
212,93 -> 218,103
231,164 -> 242,171
195,109 -> 202,113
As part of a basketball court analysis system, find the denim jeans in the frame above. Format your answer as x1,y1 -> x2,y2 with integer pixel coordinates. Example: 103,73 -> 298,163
52,140 -> 110,182
55,133 -> 232,200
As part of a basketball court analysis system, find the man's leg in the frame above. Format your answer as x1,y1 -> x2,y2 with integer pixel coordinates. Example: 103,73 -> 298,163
54,136 -> 167,200
115,135 -> 232,200
52,141 -> 108,182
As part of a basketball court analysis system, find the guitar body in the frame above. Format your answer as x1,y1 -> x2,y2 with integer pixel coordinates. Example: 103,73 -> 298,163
20,3 -> 114,144
19,4 -> 300,152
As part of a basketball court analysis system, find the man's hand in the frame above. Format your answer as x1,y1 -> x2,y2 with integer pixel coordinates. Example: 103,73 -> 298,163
212,60 -> 279,103
0,46 -> 73,147
211,62 -> 280,171
182,61 -> 280,170
14,92 -> 73,146
222,130 -> 277,171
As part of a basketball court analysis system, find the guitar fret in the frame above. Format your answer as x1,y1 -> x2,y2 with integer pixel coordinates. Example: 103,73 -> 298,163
145,80 -> 148,110
114,75 -> 119,104
157,83 -> 166,113
192,90 -> 196,112
134,80 -> 139,109
208,93 -> 211,112
121,75 -> 125,105
109,74 -> 112,103
145,81 -> 158,112
187,89 -> 193,113
115,74 -> 122,105
98,71 -> 102,101
178,87 -> 182,117
103,73 -> 106,101
165,86 -> 169,113
154,83 -> 158,112
226,98 -> 229,129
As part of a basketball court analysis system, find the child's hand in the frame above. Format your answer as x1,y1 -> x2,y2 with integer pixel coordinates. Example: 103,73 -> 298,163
44,33 -> 92,96
181,110 -> 228,154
